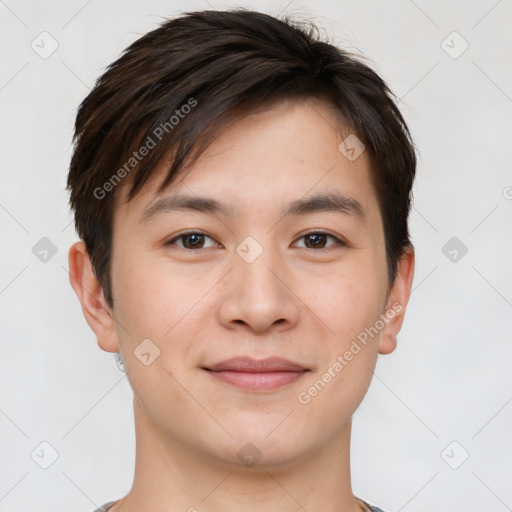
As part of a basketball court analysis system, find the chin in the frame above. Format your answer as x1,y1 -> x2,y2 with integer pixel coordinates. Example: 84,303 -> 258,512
210,439 -> 310,472
206,419 -> 311,467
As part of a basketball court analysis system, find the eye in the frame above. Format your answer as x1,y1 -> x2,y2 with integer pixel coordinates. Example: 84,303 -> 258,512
164,230 -> 348,251
165,231 -> 218,250
294,231 -> 346,250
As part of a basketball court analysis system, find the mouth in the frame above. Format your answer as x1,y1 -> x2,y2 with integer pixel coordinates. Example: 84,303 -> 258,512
201,356 -> 310,391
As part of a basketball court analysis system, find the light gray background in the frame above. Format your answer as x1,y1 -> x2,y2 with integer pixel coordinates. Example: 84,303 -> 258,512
1,1 -> 511,511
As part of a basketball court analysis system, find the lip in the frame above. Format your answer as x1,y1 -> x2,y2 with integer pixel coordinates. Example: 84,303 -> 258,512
202,356 -> 309,391
205,356 -> 308,372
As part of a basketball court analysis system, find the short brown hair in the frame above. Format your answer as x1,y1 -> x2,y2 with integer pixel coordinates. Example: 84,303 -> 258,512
66,9 -> 417,309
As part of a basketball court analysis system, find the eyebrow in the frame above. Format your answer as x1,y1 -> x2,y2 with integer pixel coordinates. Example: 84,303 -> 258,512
138,191 -> 366,225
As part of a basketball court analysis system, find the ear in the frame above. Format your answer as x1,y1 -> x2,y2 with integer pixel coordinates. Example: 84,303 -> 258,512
378,245 -> 415,355
68,241 -> 119,353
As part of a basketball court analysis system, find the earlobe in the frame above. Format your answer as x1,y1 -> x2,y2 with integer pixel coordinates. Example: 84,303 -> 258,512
378,331 -> 397,355
68,241 -> 119,353
378,245 -> 415,355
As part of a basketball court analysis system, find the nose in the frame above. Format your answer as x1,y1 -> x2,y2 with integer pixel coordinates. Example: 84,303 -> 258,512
216,239 -> 301,335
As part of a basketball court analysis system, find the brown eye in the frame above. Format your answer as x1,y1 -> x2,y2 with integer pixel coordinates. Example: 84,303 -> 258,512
295,232 -> 345,249
165,232 -> 217,250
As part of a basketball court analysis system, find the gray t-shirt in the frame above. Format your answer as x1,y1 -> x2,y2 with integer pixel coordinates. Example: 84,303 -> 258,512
92,497 -> 387,511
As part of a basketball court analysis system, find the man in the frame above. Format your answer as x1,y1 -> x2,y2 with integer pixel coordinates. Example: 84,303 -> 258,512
67,9 -> 416,511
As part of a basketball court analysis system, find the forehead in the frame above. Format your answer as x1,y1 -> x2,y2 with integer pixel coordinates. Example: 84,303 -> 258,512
114,98 -> 379,226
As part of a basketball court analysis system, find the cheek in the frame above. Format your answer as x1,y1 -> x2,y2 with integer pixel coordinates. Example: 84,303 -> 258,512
111,250 -> 213,365
112,246 -> 187,324
295,272 -> 384,421
112,257 -> 160,331
302,257 -> 387,344
110,255 -> 200,411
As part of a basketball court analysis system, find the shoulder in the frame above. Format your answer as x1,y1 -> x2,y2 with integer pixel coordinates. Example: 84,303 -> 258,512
91,498 -> 388,512
91,501 -> 119,512
358,497 -> 389,512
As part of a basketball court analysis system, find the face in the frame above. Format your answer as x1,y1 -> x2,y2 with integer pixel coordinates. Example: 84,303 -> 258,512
81,97 -> 412,468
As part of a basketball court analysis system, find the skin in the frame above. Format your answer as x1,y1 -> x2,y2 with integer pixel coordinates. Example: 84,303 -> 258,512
69,97 -> 414,512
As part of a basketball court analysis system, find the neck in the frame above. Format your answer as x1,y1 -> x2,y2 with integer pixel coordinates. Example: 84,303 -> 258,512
112,397 -> 365,512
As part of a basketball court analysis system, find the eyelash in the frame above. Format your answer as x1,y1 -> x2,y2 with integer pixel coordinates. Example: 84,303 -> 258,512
164,230 -> 348,251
